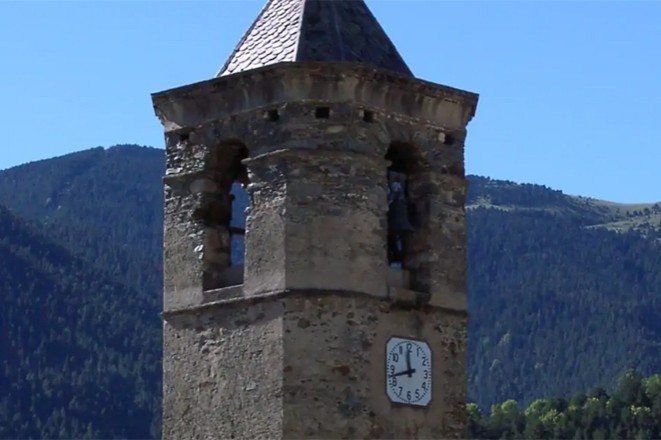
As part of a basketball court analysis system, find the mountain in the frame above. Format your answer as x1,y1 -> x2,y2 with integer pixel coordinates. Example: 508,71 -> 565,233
0,203 -> 161,439
0,145 -> 660,438
0,145 -> 164,293
466,177 -> 661,405
469,176 -> 661,239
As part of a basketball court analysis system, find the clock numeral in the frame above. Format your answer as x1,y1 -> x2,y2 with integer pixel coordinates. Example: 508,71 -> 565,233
389,365 -> 395,375
422,357 -> 429,367
398,345 -> 403,354
415,389 -> 420,399
390,376 -> 397,387
392,353 -> 399,363
417,346 -> 422,356
398,386 -> 403,397
406,390 -> 412,401
423,370 -> 429,379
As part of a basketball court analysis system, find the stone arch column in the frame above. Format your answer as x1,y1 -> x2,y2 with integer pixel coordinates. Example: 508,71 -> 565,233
409,129 -> 468,311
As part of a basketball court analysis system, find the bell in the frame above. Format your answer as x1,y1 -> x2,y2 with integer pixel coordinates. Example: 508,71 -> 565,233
389,200 -> 415,232
387,172 -> 415,233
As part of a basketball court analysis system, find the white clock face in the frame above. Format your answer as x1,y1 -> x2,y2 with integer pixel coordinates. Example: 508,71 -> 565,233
385,337 -> 432,406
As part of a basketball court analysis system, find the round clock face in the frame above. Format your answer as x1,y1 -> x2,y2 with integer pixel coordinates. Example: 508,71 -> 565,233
385,337 -> 432,406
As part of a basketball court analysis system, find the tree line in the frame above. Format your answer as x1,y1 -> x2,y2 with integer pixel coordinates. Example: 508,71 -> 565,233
469,370 -> 661,439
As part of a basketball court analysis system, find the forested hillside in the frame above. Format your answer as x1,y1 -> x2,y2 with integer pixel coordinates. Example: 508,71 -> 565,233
0,145 -> 659,438
467,204 -> 661,408
469,175 -> 661,238
0,204 -> 160,439
0,145 -> 164,292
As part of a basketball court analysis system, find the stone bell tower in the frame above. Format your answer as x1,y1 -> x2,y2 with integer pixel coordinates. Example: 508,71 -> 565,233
151,0 -> 478,438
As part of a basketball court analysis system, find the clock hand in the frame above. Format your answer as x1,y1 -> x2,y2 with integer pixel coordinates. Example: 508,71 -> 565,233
405,348 -> 412,377
389,368 -> 416,378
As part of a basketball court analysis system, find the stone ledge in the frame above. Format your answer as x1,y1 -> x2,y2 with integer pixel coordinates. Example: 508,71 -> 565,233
388,287 -> 419,306
429,289 -> 468,312
152,62 -> 479,112
162,287 -> 468,319
387,287 -> 467,313
152,62 -> 479,134
387,266 -> 409,289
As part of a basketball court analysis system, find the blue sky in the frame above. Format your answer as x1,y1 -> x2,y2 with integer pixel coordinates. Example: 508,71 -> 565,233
1,1 -> 659,203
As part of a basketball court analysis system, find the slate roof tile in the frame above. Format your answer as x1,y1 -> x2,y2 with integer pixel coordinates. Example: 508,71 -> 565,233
217,0 -> 412,77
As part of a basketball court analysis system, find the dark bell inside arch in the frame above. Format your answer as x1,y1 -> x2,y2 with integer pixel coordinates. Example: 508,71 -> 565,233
387,171 -> 415,233
387,171 -> 415,266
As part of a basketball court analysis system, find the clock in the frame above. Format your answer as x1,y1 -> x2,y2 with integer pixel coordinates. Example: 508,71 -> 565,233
385,337 -> 432,406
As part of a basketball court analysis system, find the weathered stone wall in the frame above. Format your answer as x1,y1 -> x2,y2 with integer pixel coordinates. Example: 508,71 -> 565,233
162,293 -> 467,439
282,294 -> 468,439
163,173 -> 206,310
245,147 -> 388,298
162,301 -> 285,440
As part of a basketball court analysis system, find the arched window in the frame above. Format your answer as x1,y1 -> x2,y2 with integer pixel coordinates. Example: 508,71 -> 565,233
385,141 -> 430,293
201,142 -> 250,291
229,182 -> 248,266
385,142 -> 418,269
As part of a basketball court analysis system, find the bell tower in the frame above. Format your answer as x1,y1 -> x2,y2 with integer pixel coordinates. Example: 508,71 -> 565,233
152,0 -> 478,438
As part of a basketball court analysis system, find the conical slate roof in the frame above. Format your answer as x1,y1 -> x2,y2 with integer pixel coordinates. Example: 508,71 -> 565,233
217,0 -> 413,77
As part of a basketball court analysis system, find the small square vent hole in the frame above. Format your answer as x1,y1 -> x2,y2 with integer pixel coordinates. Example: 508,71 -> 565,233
362,110 -> 375,122
266,109 -> 279,122
315,106 -> 330,119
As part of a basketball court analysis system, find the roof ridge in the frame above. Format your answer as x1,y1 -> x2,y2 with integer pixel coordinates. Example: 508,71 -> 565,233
291,0 -> 306,61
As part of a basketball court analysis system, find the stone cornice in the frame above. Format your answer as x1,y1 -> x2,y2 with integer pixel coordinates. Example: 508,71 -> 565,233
151,62 -> 479,132
161,286 -> 469,320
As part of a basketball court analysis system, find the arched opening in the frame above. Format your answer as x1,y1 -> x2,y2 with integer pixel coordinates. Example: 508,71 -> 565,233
385,143 -> 418,269
201,142 -> 250,291
229,147 -> 249,267
385,141 -> 433,293
386,142 -> 419,175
